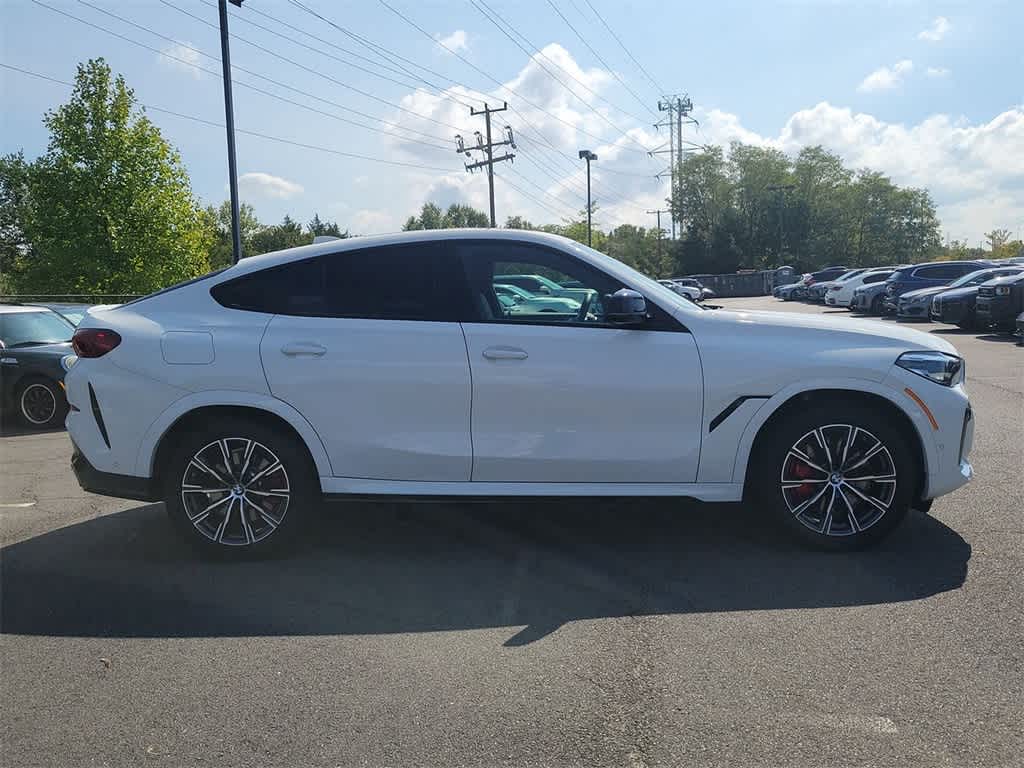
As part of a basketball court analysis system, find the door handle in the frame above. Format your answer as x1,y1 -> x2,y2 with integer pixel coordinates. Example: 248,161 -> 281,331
281,342 -> 326,357
482,346 -> 528,360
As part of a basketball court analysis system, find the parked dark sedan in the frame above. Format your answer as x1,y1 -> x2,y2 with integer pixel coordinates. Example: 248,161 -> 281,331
898,266 -> 1023,320
976,272 -> 1024,331
883,260 -> 992,313
931,270 -> 1024,328
0,306 -> 76,428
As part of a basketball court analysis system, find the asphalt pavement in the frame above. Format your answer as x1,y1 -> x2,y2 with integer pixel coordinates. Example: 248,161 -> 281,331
1,296 -> 1021,767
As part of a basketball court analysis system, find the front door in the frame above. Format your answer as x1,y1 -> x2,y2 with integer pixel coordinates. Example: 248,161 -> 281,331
456,240 -> 703,483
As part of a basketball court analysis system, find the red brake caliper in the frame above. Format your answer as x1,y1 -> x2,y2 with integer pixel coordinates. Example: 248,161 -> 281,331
790,457 -> 816,497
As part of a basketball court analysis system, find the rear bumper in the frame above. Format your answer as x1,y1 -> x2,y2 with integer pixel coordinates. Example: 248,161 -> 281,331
71,444 -> 160,502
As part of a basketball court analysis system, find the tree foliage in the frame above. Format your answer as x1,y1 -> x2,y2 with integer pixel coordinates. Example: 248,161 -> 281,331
6,59 -> 211,294
402,202 -> 489,230
670,142 -> 942,273
205,203 -> 349,268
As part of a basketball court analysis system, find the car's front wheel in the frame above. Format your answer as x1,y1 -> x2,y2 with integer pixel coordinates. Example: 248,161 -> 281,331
163,418 -> 318,556
753,402 -> 917,550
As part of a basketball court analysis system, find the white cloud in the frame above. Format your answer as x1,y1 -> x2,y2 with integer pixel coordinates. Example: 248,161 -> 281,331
918,16 -> 952,42
435,29 -> 468,54
370,42 -> 1020,243
350,208 -> 400,234
237,172 -> 304,200
926,66 -> 951,78
159,42 -> 203,79
857,60 -> 913,92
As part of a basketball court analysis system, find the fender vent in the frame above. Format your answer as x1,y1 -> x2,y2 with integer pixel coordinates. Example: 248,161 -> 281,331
88,383 -> 111,449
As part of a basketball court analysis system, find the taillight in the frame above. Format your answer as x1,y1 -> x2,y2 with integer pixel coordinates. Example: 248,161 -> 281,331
72,328 -> 122,358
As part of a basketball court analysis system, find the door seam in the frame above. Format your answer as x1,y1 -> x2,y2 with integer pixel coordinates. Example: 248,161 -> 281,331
458,322 -> 476,481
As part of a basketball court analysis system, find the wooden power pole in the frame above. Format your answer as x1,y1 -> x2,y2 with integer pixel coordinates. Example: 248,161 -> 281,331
455,103 -> 515,227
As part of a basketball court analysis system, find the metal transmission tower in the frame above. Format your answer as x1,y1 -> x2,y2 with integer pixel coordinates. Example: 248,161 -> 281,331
649,94 -> 699,239
455,102 -> 515,227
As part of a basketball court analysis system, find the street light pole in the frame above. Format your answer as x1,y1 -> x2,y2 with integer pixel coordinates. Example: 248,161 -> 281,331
578,150 -> 597,246
219,0 -> 244,264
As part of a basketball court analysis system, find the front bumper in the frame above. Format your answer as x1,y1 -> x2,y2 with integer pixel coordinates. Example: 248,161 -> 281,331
897,301 -> 932,319
71,444 -> 160,502
976,297 -> 1018,328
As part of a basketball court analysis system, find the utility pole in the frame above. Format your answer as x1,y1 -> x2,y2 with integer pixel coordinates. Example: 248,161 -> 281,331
651,94 -> 699,240
456,103 -> 515,227
578,150 -> 598,246
219,0 -> 244,264
647,208 -> 667,264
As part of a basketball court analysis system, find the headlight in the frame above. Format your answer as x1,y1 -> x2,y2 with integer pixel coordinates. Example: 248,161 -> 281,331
61,354 -> 77,372
995,285 -> 1011,296
896,351 -> 964,386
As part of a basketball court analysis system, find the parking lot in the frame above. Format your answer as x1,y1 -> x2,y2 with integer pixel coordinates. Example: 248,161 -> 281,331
1,295 -> 1021,767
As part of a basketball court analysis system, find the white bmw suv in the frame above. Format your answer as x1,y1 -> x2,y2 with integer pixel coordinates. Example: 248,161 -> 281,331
65,230 -> 973,555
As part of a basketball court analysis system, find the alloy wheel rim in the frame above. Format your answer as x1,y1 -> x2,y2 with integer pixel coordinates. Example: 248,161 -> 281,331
21,383 -> 57,425
780,424 -> 897,536
180,438 -> 290,546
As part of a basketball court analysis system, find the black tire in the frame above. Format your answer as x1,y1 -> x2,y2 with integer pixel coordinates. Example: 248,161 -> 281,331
750,401 -> 918,551
869,295 -> 883,315
163,418 -> 319,557
15,376 -> 67,429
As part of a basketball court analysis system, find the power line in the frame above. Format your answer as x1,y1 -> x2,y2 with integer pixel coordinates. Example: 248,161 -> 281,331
470,0 -> 651,131
283,0 -> 494,107
543,0 -> 656,119
456,102 -> 515,227
376,0 -> 652,155
580,0 -> 665,96
37,0 -> 456,150
91,0 -> 468,132
0,62 -> 457,172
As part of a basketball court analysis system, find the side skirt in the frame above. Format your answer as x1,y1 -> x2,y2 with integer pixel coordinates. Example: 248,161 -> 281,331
321,478 -> 744,503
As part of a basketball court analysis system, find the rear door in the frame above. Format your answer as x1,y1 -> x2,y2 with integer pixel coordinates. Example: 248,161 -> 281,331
244,243 -> 473,481
456,240 -> 703,483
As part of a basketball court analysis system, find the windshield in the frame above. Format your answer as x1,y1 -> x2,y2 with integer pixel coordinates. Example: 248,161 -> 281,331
0,311 -> 74,347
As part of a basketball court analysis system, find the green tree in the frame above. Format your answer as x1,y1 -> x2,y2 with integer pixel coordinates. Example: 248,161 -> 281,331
251,215 -> 309,255
0,152 -> 32,292
205,201 -> 261,268
985,228 -> 1012,251
308,213 -> 348,239
604,224 -> 670,277
402,202 -> 445,230
11,59 -> 210,294
504,215 -> 535,230
403,201 -> 489,230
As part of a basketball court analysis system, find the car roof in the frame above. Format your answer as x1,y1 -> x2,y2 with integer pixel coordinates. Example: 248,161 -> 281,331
223,229 -> 581,279
0,304 -> 56,315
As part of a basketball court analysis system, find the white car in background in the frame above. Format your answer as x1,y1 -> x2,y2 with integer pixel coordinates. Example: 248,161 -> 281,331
825,269 -> 896,307
66,230 -> 974,557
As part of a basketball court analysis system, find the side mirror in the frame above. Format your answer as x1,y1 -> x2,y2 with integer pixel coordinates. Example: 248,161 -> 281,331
604,288 -> 647,324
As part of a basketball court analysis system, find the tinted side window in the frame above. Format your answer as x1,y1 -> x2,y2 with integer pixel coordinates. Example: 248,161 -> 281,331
914,265 -> 949,280
456,240 -> 682,331
211,243 -> 468,321
863,273 -> 888,284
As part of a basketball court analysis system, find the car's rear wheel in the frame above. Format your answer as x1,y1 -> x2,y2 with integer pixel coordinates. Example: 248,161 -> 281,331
752,403 -> 917,550
870,295 -> 883,314
163,419 -> 318,556
16,377 -> 67,429
956,311 -> 977,331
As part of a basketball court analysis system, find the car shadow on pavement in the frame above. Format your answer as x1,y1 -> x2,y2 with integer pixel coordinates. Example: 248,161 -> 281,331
0,499 -> 970,646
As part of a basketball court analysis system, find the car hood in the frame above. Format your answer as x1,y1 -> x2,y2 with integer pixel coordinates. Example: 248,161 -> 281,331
901,286 -> 949,300
713,309 -> 957,355
935,286 -> 978,300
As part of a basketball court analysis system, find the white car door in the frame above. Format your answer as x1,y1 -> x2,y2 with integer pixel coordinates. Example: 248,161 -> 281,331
456,240 -> 703,483
246,244 -> 472,481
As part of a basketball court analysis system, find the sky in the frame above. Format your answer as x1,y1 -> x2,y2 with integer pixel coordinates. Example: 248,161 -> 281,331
2,0 -> 1023,245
